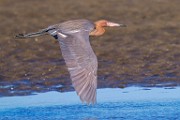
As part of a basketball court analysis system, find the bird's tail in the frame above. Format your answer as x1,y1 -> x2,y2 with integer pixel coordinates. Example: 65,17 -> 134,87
15,28 -> 50,39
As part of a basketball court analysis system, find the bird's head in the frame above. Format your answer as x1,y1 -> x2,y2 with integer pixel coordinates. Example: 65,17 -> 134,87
90,20 -> 126,36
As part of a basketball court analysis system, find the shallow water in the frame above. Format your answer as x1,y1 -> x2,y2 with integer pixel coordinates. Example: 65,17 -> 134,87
0,87 -> 180,120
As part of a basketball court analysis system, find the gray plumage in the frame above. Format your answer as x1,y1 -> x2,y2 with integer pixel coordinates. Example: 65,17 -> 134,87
16,19 -> 97,104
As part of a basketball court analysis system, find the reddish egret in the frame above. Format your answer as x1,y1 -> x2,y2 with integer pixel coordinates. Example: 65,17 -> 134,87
16,19 -> 126,104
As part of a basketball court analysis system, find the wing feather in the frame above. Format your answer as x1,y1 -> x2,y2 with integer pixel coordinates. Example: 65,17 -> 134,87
56,30 -> 97,104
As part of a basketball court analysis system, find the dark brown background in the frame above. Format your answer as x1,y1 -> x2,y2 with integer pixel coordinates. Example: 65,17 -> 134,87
0,0 -> 180,96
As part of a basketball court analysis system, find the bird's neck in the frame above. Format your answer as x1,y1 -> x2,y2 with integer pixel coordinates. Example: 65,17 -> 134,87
90,25 -> 105,36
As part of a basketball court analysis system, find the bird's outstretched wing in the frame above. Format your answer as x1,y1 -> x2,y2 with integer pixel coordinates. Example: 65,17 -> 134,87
50,29 -> 98,104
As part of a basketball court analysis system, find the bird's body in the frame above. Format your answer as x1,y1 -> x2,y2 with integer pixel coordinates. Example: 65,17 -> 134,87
16,19 -> 126,104
49,19 -> 94,33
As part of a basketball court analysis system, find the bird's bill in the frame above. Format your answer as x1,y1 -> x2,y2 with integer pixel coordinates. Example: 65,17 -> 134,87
107,22 -> 127,27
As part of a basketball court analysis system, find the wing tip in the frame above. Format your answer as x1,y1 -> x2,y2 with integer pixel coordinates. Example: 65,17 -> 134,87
78,90 -> 97,105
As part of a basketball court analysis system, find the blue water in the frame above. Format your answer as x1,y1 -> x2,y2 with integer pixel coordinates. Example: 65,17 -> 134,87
0,87 -> 180,120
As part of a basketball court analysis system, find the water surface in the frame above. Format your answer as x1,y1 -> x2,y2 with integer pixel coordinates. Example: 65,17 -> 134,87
0,87 -> 180,120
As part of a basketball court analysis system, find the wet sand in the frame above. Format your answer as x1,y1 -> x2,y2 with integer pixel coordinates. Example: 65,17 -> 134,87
0,0 -> 180,96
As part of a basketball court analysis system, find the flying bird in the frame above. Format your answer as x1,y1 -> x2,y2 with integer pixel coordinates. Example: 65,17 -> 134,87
16,19 -> 126,104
